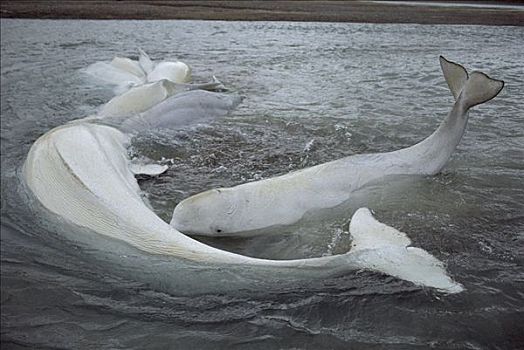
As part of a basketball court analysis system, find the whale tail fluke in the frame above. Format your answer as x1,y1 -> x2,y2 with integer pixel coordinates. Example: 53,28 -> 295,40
349,208 -> 464,294
440,56 -> 468,100
440,56 -> 504,108
138,48 -> 154,75
459,71 -> 504,109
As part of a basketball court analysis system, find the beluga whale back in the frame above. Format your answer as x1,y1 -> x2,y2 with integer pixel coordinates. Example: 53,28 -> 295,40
171,56 -> 504,236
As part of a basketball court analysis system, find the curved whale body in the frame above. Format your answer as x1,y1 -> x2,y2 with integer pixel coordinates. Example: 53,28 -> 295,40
97,77 -> 226,118
171,57 -> 504,236
22,83 -> 463,294
90,88 -> 240,133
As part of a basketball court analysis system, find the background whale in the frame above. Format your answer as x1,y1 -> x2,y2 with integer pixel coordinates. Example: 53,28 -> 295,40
83,49 -> 192,94
97,77 -> 226,118
170,57 -> 504,236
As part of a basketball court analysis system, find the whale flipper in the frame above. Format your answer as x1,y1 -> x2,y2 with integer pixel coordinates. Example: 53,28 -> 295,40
440,56 -> 468,100
162,76 -> 227,95
349,208 -> 412,251
349,208 -> 463,293
194,76 -> 226,91
129,162 -> 168,177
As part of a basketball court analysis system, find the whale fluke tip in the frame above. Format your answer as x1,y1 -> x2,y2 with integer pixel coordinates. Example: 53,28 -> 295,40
460,71 -> 504,109
440,56 -> 468,101
138,48 -> 154,75
349,208 -> 464,294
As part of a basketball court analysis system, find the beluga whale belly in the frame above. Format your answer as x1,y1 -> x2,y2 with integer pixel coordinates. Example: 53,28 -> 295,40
171,57 -> 504,236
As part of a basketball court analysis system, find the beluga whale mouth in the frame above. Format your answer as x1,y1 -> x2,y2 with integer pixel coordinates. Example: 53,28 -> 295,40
22,56 -> 503,295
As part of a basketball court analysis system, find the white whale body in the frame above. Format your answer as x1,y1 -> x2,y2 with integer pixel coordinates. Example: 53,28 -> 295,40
85,49 -> 225,118
171,57 -> 504,236
98,80 -> 171,118
21,57 -> 473,293
83,49 -> 192,94
97,77 -> 227,119
147,61 -> 191,84
114,89 -> 241,132
138,48 -> 192,84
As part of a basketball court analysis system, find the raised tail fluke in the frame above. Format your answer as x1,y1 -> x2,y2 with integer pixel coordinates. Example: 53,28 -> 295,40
459,71 -> 504,109
440,56 -> 504,108
138,48 -> 154,75
349,208 -> 464,294
440,56 -> 468,101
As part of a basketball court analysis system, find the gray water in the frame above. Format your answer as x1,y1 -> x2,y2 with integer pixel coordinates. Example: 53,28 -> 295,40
1,19 -> 523,349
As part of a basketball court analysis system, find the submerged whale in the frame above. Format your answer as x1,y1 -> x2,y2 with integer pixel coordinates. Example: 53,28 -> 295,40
171,57 -> 504,236
21,57 -> 473,293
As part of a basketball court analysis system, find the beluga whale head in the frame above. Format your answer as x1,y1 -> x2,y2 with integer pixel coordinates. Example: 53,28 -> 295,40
171,188 -> 242,236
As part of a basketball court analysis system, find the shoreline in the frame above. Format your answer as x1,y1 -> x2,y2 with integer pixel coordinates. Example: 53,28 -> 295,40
1,1 -> 523,26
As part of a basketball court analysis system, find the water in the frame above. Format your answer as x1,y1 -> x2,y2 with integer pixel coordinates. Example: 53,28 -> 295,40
1,19 -> 523,349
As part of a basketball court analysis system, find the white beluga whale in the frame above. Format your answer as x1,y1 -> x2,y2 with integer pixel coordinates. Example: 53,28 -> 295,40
170,56 -> 504,236
83,49 -> 193,94
84,49 -> 226,118
21,57 -> 475,293
97,77 -> 226,118
137,48 -> 192,84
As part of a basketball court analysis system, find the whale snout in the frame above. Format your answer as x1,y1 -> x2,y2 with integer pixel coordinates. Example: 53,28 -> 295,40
170,199 -> 200,233
171,189 -> 229,236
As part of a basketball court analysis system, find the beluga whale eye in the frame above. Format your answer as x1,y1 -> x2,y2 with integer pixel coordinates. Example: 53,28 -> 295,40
209,225 -> 223,234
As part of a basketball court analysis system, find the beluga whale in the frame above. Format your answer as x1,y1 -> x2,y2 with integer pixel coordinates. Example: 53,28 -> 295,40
83,49 -> 226,121
21,56 -> 500,295
83,49 -> 193,94
171,56 -> 504,236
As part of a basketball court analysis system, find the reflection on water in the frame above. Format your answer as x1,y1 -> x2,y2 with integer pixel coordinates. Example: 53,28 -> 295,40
1,19 -> 523,349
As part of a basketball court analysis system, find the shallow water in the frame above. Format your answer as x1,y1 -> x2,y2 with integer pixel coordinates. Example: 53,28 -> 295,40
1,19 -> 523,349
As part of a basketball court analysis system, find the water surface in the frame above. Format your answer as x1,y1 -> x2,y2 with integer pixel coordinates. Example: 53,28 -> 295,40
1,19 -> 523,349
